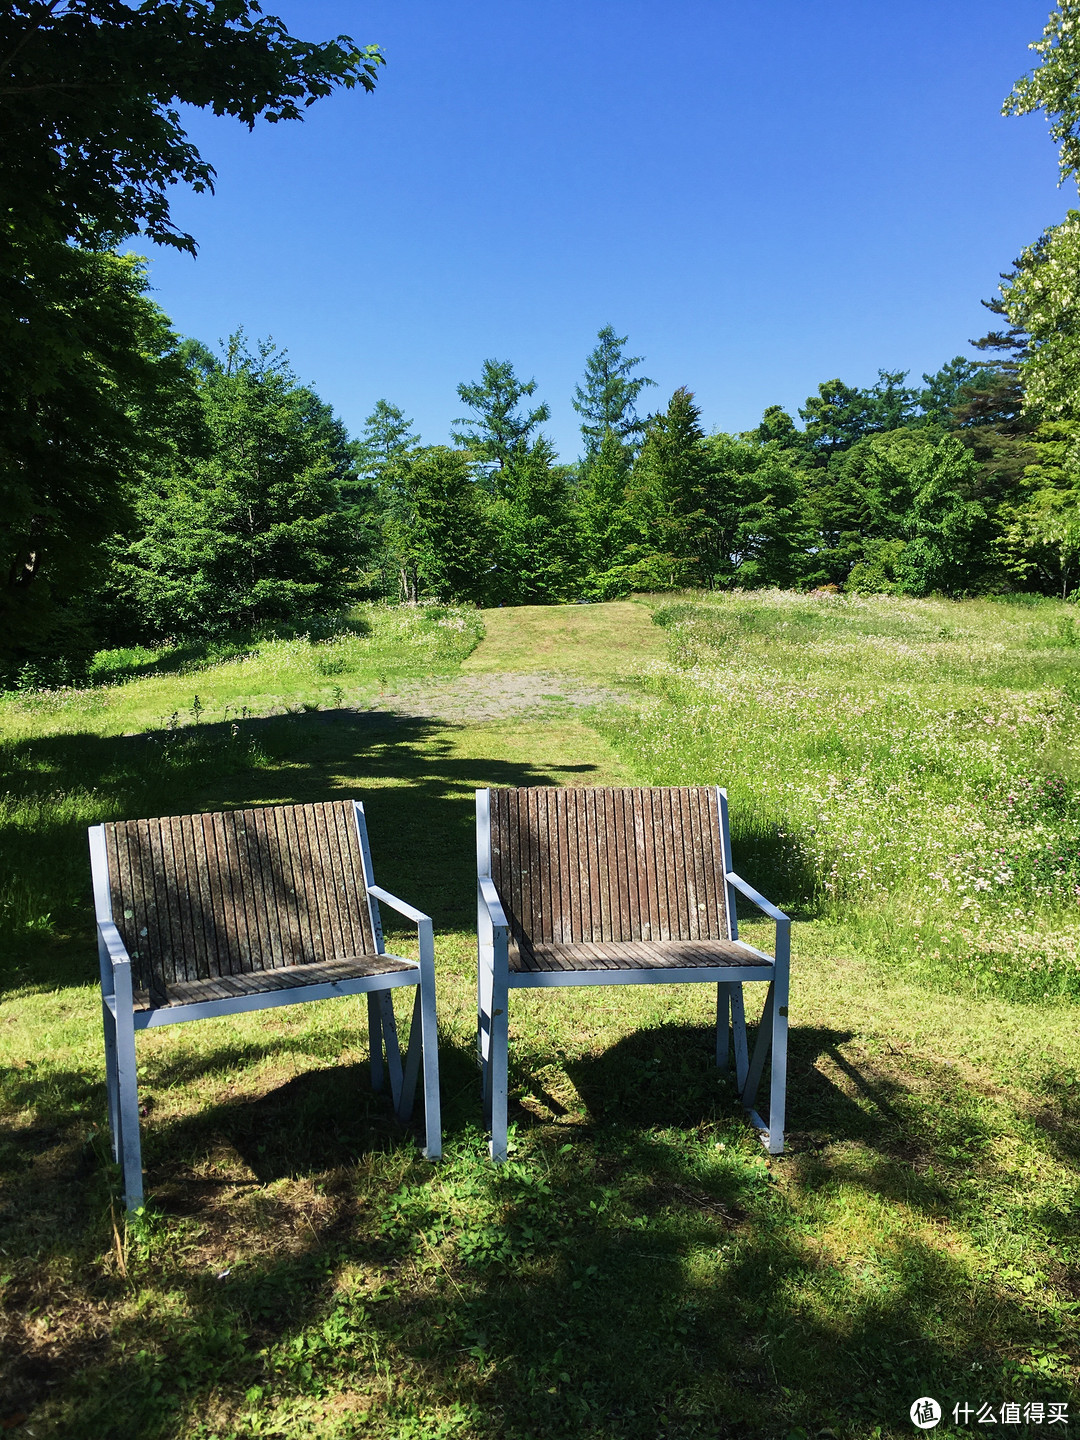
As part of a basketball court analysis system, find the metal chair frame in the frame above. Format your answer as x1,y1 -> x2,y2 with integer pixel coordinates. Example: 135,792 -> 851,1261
90,799 -> 441,1209
476,785 -> 790,1160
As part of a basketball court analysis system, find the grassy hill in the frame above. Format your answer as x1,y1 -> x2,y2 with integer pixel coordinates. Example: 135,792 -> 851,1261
0,594 -> 1077,1438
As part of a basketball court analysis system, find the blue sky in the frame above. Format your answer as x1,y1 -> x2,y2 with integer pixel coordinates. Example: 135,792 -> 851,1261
146,0 -> 1069,460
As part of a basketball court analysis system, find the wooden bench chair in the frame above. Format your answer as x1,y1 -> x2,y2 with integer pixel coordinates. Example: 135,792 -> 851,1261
476,785 -> 790,1160
89,799 -> 441,1209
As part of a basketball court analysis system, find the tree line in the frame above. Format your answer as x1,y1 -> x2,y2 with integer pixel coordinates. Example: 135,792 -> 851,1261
4,1 -> 1080,683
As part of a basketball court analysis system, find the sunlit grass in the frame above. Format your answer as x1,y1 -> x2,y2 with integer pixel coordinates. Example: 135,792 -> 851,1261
602,590 -> 1080,1000
0,594 -> 1077,1438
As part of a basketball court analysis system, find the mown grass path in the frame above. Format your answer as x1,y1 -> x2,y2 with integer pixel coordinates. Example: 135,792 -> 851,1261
0,598 -> 1077,1439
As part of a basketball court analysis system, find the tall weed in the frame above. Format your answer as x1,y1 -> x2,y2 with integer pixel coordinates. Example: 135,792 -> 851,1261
602,592 -> 1080,1000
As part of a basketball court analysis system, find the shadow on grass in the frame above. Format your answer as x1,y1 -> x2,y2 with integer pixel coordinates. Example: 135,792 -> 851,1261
0,704 -> 814,991
5,712 -> 1071,1434
1,1017 -> 1073,1438
0,706 -> 604,993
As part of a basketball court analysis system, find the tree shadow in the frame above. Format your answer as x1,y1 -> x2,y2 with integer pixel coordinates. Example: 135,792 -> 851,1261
7,708 -> 1052,1433
0,705 -> 603,992
1,1010 -> 1075,1437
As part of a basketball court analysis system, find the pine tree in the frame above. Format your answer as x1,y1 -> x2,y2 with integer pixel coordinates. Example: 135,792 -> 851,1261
120,335 -> 363,635
572,326 -> 656,455
452,360 -> 550,486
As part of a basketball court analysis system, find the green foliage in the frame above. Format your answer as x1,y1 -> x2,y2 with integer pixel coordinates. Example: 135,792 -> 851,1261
917,355 -> 988,426
1001,211 -> 1080,420
383,446 -> 491,604
0,0 -> 383,253
354,399 -> 418,482
623,386 -> 709,587
488,439 -> 579,603
575,430 -> 636,597
571,325 -> 656,454
1003,1 -> 1080,190
452,359 -> 550,482
798,371 -> 919,458
995,422 -> 1080,599
116,334 -> 365,636
0,0 -> 385,672
697,434 -> 813,589
0,246 -> 194,671
845,430 -> 986,596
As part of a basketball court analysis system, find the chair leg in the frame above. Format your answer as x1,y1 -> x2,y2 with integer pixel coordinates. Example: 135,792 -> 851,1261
478,949 -> 494,1104
488,967 -> 509,1162
368,992 -> 384,1094
378,991 -> 404,1112
399,989 -> 422,1124
716,984 -> 731,1073
113,1000 -> 143,1211
768,927 -> 790,1155
101,998 -> 121,1163
730,983 -> 749,1092
767,987 -> 788,1155
417,932 -> 442,1160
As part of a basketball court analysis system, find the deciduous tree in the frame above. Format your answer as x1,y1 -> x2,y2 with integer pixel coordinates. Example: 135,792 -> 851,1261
1003,1 -> 1080,189
0,249 -> 193,665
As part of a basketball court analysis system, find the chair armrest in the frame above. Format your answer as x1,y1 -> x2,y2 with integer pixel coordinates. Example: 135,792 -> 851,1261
478,876 -> 509,931
97,920 -> 132,966
726,872 -> 789,925
367,885 -> 431,928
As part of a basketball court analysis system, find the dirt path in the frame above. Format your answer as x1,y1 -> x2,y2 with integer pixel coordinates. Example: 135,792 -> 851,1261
354,670 -> 636,724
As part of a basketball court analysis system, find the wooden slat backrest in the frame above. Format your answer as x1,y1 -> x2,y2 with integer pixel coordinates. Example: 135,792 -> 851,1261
489,787 -> 729,946
103,801 -> 377,995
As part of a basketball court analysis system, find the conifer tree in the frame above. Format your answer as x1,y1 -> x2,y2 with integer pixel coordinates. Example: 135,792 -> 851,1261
624,387 -> 708,586
572,326 -> 656,455
576,428 -> 635,582
354,400 -> 417,479
120,335 -> 362,635
489,438 -> 579,603
385,447 -> 490,604
453,360 -> 549,487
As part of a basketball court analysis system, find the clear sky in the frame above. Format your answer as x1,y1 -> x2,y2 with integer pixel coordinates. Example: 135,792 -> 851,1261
145,0 -> 1070,460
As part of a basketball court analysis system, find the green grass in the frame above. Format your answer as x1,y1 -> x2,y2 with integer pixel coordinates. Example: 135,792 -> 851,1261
614,589 -> 1080,1003
460,600 -> 667,676
0,595 -> 1077,1439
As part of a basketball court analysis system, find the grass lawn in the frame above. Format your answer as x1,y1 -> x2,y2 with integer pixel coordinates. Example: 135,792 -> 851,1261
0,595 -> 1077,1439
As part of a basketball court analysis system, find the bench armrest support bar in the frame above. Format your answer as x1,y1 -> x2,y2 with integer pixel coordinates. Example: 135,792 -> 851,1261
478,876 -> 509,933
367,885 -> 431,930
726,872 -> 790,926
98,920 -> 132,967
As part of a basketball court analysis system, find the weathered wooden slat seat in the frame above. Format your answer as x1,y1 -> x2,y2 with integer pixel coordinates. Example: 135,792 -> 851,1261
508,937 -> 766,973
477,785 -> 790,1160
133,954 -> 417,1011
91,799 -> 441,1209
